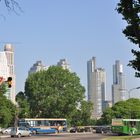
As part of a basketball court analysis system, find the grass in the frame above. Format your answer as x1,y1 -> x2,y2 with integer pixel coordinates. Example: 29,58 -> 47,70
103,135 -> 140,140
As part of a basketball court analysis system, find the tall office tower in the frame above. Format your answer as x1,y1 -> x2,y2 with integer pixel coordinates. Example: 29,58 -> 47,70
4,44 -> 16,103
112,60 -> 126,105
0,52 -> 10,99
0,52 -> 9,80
28,60 -> 48,75
87,57 -> 106,119
57,59 -> 70,71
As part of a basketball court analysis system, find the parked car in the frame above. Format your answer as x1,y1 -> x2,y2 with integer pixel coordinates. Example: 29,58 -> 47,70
10,127 -> 32,137
69,127 -> 77,133
2,127 -> 13,134
69,127 -> 85,133
101,126 -> 111,134
95,126 -> 111,134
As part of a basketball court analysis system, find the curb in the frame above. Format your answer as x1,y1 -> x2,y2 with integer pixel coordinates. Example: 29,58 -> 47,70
0,135 -> 10,138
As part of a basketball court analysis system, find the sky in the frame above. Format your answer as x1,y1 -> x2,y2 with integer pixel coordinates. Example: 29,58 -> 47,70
0,0 -> 140,100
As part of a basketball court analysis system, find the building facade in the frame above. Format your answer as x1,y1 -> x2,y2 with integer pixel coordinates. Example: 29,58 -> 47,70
87,57 -> 106,119
112,60 -> 126,105
0,44 -> 16,103
28,60 -> 48,75
57,59 -> 70,71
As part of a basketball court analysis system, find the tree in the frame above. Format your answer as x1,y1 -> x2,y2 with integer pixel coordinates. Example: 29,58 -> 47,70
0,82 -> 7,96
0,0 -> 22,18
98,98 -> 140,125
70,100 -> 94,126
0,82 -> 17,127
0,92 -> 16,127
117,0 -> 140,77
25,66 -> 90,124
16,91 -> 30,118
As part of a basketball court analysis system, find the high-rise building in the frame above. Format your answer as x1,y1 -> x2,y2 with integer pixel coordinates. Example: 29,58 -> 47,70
0,52 -> 9,80
87,57 -> 106,119
28,60 -> 48,75
112,60 -> 126,104
57,59 -> 70,71
4,44 -> 16,103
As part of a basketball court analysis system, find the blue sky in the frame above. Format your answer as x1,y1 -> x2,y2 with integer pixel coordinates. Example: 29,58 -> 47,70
0,0 -> 140,100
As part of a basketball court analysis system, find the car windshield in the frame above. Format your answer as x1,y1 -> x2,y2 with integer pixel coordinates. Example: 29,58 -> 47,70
11,127 -> 17,131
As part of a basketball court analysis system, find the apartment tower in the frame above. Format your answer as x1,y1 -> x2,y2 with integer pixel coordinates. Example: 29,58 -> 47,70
87,57 -> 106,119
28,60 -> 48,75
4,44 -> 16,103
112,60 -> 126,104
57,59 -> 70,71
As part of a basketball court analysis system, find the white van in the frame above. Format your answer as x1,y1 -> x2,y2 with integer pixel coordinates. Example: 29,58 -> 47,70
11,127 -> 32,137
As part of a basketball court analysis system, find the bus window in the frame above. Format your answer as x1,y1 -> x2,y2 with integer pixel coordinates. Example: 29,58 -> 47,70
44,120 -> 49,126
37,121 -> 42,126
130,121 -> 136,127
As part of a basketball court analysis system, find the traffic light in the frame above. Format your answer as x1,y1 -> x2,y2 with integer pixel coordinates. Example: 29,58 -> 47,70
7,77 -> 12,88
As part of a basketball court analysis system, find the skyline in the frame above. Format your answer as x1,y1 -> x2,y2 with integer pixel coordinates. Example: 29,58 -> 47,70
0,0 -> 140,99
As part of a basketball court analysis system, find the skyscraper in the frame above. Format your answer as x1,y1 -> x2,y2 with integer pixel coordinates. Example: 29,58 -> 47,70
57,59 -> 70,71
4,44 -> 16,103
0,52 -> 9,80
112,60 -> 126,104
87,57 -> 106,119
28,60 -> 48,75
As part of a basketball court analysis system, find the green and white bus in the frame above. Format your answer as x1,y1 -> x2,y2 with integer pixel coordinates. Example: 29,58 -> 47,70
111,119 -> 140,135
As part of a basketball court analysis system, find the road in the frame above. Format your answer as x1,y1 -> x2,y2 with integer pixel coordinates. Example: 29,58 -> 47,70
0,132 -> 108,140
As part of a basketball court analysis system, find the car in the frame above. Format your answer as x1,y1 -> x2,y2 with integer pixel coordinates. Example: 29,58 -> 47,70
10,127 -> 32,137
95,126 -> 111,134
2,127 -> 13,134
101,126 -> 111,134
69,127 -> 77,133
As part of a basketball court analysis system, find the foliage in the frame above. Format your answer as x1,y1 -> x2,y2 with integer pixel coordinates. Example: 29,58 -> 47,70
0,95 -> 16,128
98,98 -> 140,125
0,82 -> 16,127
0,0 -> 22,14
24,66 -> 93,125
0,82 -> 7,95
16,91 -> 30,118
70,100 -> 94,126
117,0 -> 140,77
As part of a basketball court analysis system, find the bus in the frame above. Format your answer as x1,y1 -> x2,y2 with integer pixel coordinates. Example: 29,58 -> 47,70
111,119 -> 140,135
18,118 -> 67,134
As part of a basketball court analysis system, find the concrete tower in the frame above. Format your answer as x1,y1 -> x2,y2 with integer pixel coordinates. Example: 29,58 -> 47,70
28,60 -> 48,75
87,57 -> 106,119
57,59 -> 71,71
112,60 -> 126,104
4,44 -> 16,103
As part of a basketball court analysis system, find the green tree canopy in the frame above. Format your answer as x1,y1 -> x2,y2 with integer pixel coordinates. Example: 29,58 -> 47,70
0,83 -> 16,128
16,91 -> 30,118
117,0 -> 140,77
24,66 -> 89,123
70,100 -> 94,126
98,98 -> 140,125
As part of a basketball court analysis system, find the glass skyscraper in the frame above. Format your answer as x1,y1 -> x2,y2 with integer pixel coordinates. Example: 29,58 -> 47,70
87,57 -> 106,119
112,60 -> 126,104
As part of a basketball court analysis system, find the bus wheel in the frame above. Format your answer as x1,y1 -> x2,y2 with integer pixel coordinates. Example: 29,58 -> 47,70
129,131 -> 133,136
32,130 -> 37,134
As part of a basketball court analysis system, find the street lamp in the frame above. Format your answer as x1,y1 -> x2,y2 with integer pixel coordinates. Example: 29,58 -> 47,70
128,87 -> 140,98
